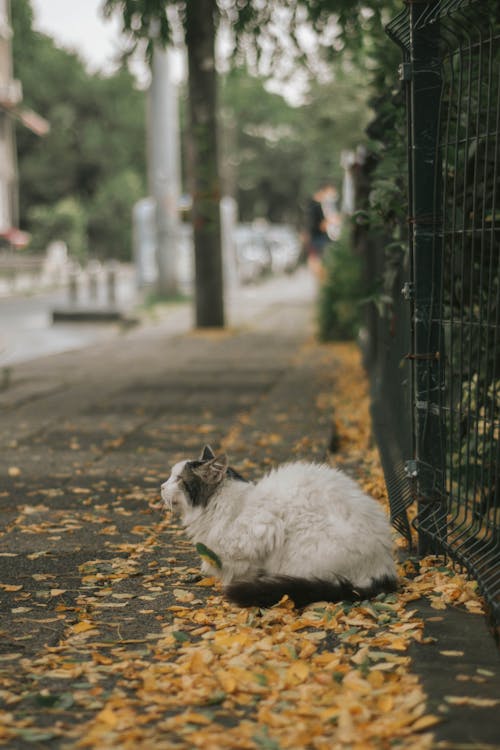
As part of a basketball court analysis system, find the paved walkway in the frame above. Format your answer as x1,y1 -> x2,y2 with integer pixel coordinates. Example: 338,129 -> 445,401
0,269 -> 499,748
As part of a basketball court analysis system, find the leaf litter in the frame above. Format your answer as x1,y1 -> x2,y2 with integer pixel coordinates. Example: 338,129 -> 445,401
0,342 -> 488,749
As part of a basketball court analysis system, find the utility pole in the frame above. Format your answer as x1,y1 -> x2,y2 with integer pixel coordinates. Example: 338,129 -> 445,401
148,44 -> 180,297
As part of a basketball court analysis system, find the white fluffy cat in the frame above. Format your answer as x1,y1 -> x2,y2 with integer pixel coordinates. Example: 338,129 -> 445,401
161,445 -> 397,607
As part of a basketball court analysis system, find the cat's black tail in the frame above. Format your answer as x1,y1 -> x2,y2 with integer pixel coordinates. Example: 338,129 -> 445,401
225,574 -> 398,608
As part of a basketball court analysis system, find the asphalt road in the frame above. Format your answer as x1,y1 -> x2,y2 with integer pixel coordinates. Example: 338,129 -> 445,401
0,289 -> 126,367
0,268 -> 318,369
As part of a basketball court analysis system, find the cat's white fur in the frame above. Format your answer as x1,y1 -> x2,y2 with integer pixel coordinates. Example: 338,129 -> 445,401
161,459 -> 396,590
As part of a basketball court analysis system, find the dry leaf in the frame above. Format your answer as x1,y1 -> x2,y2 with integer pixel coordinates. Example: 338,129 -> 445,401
445,696 -> 500,707
215,669 -> 236,694
412,714 -> 442,731
71,621 -> 97,633
173,589 -> 195,603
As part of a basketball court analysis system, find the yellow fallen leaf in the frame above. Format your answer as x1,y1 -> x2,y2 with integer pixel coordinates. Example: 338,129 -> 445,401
50,589 -> 67,597
184,649 -> 214,673
92,652 -> 113,665
71,620 -> 96,633
439,650 -> 464,657
445,696 -> 500,707
181,711 -> 212,725
286,660 -> 310,685
350,646 -> 370,665
215,669 -> 236,693
8,467 -> 21,477
95,704 -> 120,729
429,597 -> 447,610
198,424 -> 217,435
173,589 -> 195,603
367,670 -> 385,688
388,638 -> 408,651
319,707 -> 339,722
299,640 -> 317,658
256,706 -> 283,726
412,714 -> 442,731
196,577 -> 218,587
213,631 -> 251,651
377,694 -> 394,712
254,432 -> 283,448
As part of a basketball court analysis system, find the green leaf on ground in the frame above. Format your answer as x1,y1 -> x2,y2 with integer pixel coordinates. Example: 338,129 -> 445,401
196,542 -> 222,569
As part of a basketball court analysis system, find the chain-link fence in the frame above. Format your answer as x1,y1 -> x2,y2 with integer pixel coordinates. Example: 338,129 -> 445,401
367,0 -> 500,625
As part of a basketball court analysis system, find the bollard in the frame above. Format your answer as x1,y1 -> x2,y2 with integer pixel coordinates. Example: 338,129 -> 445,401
68,269 -> 78,305
87,262 -> 100,302
106,263 -> 117,306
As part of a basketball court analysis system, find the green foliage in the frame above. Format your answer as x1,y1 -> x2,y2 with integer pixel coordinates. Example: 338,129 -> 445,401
435,27 -> 500,516
449,374 -> 499,510
317,227 -> 363,341
219,67 -> 302,222
28,198 -> 88,262
218,64 -> 371,224
103,0 -> 402,79
103,0 -> 178,60
11,0 -> 146,260
87,170 -> 144,260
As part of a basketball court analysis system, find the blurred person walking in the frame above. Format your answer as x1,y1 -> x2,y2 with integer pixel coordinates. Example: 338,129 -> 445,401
306,182 -> 339,279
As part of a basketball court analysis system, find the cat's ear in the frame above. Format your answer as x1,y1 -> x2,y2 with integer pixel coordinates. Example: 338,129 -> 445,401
191,455 -> 228,485
199,444 -> 215,461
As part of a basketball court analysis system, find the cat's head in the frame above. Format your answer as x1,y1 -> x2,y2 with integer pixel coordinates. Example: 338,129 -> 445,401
161,445 -> 244,516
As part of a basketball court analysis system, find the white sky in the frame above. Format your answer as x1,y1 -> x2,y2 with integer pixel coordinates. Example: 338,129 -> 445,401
30,0 -> 125,75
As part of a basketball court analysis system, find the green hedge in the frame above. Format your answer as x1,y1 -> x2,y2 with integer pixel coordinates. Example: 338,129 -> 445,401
317,228 -> 363,342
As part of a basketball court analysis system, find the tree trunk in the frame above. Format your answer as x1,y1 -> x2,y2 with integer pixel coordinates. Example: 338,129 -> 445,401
185,0 -> 225,327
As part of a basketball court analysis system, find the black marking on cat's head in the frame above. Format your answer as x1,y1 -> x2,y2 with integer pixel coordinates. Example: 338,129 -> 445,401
198,445 -> 248,483
179,454 -> 228,507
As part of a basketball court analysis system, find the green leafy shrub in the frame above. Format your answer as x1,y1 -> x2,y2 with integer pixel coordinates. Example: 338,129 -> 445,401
28,197 -> 88,261
317,228 -> 364,341
87,170 -> 144,261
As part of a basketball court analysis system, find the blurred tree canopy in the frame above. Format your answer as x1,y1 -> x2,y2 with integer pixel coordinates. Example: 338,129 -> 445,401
104,0 -> 390,325
218,64 -> 370,224
12,0 -> 402,278
12,0 -> 147,260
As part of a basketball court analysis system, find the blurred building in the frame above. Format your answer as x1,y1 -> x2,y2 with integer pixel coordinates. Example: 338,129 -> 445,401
0,0 -> 21,243
0,0 -> 48,248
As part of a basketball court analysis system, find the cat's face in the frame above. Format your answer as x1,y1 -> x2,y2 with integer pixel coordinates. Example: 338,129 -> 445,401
161,447 -> 229,516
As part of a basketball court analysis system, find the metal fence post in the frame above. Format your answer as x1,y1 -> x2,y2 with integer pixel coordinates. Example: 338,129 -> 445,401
386,0 -> 500,623
409,2 -> 446,554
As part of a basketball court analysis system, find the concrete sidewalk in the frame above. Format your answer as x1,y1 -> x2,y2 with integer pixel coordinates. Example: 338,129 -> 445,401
0,269 -> 499,749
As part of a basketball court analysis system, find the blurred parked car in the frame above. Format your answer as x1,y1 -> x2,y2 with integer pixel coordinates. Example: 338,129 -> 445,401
133,201 -> 300,291
264,224 -> 302,274
233,223 -> 272,284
